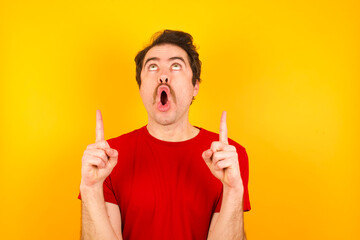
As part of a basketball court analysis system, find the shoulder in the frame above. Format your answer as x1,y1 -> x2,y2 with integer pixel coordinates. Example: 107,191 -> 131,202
106,126 -> 146,148
198,127 -> 220,141
104,126 -> 146,173
198,127 -> 246,152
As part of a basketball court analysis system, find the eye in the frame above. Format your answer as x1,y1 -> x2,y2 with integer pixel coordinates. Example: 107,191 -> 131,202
148,64 -> 158,71
171,63 -> 181,70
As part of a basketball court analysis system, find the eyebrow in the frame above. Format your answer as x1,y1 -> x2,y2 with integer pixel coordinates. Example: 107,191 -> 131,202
143,56 -> 187,67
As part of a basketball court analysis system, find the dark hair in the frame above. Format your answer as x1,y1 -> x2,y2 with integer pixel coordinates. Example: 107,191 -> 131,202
134,30 -> 201,87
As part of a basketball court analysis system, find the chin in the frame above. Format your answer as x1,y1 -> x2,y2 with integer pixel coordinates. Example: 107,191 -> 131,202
155,117 -> 174,126
154,113 -> 176,126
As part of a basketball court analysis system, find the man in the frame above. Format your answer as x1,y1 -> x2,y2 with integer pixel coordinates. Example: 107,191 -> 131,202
79,30 -> 250,240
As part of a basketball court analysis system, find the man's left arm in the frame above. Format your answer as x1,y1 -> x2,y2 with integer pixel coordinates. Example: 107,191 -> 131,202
207,189 -> 246,240
202,111 -> 247,240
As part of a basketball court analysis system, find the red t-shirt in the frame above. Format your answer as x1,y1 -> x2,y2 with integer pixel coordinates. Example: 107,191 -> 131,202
79,126 -> 250,239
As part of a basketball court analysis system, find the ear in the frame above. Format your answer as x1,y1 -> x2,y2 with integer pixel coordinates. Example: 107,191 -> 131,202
193,80 -> 200,97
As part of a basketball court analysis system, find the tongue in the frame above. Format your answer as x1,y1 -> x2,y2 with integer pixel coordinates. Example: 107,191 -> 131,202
161,91 -> 168,105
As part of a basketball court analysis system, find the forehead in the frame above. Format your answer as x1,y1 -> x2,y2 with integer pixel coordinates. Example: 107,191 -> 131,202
144,44 -> 189,64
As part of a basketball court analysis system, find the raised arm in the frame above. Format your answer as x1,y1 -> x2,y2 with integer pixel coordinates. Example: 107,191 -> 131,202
80,110 -> 122,240
202,111 -> 246,240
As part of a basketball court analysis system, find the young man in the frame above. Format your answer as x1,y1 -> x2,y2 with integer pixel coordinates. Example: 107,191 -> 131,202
79,30 -> 251,240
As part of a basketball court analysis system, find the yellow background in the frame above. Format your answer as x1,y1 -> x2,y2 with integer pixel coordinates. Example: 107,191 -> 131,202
1,0 -> 359,239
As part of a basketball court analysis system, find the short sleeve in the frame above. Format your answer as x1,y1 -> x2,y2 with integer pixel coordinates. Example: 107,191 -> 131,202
102,175 -> 118,204
77,176 -> 118,205
214,144 -> 251,212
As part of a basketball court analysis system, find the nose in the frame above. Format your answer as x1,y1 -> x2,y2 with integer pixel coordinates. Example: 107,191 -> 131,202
159,74 -> 169,84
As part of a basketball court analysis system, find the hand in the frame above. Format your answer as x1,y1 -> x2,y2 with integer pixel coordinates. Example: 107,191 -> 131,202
202,111 -> 243,191
80,110 -> 118,188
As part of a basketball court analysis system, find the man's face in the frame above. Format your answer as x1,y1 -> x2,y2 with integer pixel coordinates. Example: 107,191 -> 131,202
139,44 -> 199,126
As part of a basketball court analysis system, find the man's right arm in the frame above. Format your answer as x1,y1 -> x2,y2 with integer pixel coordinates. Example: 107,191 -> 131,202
80,185 -> 122,240
80,110 -> 122,240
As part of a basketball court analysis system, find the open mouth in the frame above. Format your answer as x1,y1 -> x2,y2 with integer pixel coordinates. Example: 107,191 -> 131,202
160,90 -> 168,105
155,84 -> 173,112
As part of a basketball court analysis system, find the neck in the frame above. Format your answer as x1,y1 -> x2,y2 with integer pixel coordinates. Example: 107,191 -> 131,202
146,115 -> 199,142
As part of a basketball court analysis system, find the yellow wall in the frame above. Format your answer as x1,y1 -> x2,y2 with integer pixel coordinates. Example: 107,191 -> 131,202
1,0 -> 359,239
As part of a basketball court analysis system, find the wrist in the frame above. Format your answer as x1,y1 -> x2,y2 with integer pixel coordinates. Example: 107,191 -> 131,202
80,181 -> 103,194
223,183 -> 244,197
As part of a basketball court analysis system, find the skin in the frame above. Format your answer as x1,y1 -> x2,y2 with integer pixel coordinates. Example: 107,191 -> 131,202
80,44 -> 246,240
139,44 -> 200,141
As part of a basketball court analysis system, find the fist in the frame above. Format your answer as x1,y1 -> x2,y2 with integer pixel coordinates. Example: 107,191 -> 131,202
80,110 -> 118,188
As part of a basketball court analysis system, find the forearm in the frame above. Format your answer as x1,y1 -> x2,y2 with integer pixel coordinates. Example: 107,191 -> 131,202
80,184 -> 121,240
208,186 -> 246,240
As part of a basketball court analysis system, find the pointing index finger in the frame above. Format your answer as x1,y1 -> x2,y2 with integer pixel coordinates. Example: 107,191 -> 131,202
96,109 -> 104,143
219,111 -> 228,144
